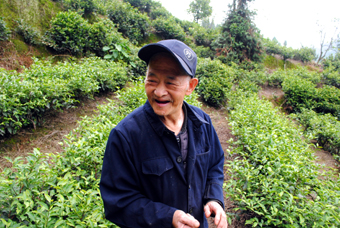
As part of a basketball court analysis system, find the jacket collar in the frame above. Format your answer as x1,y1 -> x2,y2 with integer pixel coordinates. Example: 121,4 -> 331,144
143,100 -> 209,137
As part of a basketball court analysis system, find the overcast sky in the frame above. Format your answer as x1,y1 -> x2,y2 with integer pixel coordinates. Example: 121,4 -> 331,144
156,0 -> 340,50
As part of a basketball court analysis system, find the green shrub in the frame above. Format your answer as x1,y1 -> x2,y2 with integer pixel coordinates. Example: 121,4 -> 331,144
323,52 -> 340,71
188,24 -> 212,47
267,69 -> 286,87
293,46 -> 316,63
282,75 -> 340,118
152,16 -> 186,41
62,0 -> 95,14
44,12 -> 118,56
44,11 -> 89,55
123,0 -> 153,13
322,66 -> 340,88
0,16 -> 11,41
267,67 -> 321,88
227,90 -> 340,227
292,67 -> 321,84
234,67 -> 267,86
193,45 -> 215,59
263,39 -> 316,64
107,1 -> 150,44
15,19 -> 41,45
237,79 -> 260,93
179,20 -> 196,33
0,57 -> 128,136
87,18 -> 116,56
262,37 -> 281,56
293,109 -> 340,161
149,5 -> 171,20
126,46 -> 147,80
195,58 -> 235,107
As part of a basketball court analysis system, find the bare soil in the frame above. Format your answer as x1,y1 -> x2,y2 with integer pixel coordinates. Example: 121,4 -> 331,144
0,41 -> 34,72
201,105 -> 252,228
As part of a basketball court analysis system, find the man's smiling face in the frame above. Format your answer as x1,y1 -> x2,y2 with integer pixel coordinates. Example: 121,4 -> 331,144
144,53 -> 196,119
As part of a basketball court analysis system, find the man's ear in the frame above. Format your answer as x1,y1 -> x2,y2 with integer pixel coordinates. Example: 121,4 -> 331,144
185,78 -> 198,95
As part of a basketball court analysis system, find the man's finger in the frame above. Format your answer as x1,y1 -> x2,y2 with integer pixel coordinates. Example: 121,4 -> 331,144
173,210 -> 200,228
184,214 -> 200,228
214,210 -> 221,225
204,204 -> 211,218
215,211 -> 227,228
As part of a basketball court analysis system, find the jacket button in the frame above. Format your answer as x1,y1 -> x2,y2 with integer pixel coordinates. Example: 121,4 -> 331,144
188,184 -> 191,189
189,208 -> 193,214
176,156 -> 182,163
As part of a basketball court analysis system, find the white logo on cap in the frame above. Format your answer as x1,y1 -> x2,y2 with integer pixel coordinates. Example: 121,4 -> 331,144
184,49 -> 194,61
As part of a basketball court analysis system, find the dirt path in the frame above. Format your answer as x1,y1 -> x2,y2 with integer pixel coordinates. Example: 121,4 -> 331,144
0,92 -> 115,170
201,105 -> 251,228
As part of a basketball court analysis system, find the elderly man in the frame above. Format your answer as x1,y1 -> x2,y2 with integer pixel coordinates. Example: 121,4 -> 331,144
100,39 -> 227,228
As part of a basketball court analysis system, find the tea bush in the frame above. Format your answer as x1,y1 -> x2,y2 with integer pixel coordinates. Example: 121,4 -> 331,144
152,16 -> 186,42
0,16 -> 11,41
322,65 -> 340,89
107,0 -> 150,44
62,0 -> 96,14
193,45 -> 215,59
149,5 -> 171,20
322,52 -> 340,72
282,76 -> 340,118
15,19 -> 41,45
123,0 -> 153,13
263,38 -> 315,64
0,57 -> 128,136
226,90 -> 340,227
292,108 -> 340,161
267,67 -> 322,87
292,46 -> 316,63
44,12 -> 117,56
195,58 -> 236,107
0,79 -> 201,227
44,11 -> 89,55
188,24 -> 213,47
87,18 -> 117,57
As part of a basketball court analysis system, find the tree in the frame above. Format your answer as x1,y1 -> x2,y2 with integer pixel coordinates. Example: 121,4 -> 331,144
272,37 -> 280,45
213,0 -> 262,65
316,19 -> 339,64
188,0 -> 212,23
123,0 -> 153,13
201,17 -> 215,29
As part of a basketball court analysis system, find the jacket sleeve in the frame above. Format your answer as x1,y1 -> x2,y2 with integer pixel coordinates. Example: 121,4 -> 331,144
203,117 -> 225,209
99,128 -> 177,228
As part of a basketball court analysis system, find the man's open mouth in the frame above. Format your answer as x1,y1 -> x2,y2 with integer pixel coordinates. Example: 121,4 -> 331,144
155,99 -> 170,104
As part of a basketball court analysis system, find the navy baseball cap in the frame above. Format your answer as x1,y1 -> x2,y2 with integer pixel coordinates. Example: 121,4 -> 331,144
138,39 -> 197,77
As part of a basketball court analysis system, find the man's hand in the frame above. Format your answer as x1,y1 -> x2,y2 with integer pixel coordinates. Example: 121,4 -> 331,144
204,201 -> 228,228
172,210 -> 200,228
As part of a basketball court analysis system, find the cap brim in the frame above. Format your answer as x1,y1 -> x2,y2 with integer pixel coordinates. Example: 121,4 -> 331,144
138,43 -> 193,77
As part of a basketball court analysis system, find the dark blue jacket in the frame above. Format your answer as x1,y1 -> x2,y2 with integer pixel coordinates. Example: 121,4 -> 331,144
100,100 -> 224,228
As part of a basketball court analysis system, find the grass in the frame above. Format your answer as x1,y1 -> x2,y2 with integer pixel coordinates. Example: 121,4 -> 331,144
264,55 -> 297,70
0,0 -> 61,31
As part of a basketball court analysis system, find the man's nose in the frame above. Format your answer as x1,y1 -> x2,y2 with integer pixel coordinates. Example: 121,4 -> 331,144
154,82 -> 167,97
